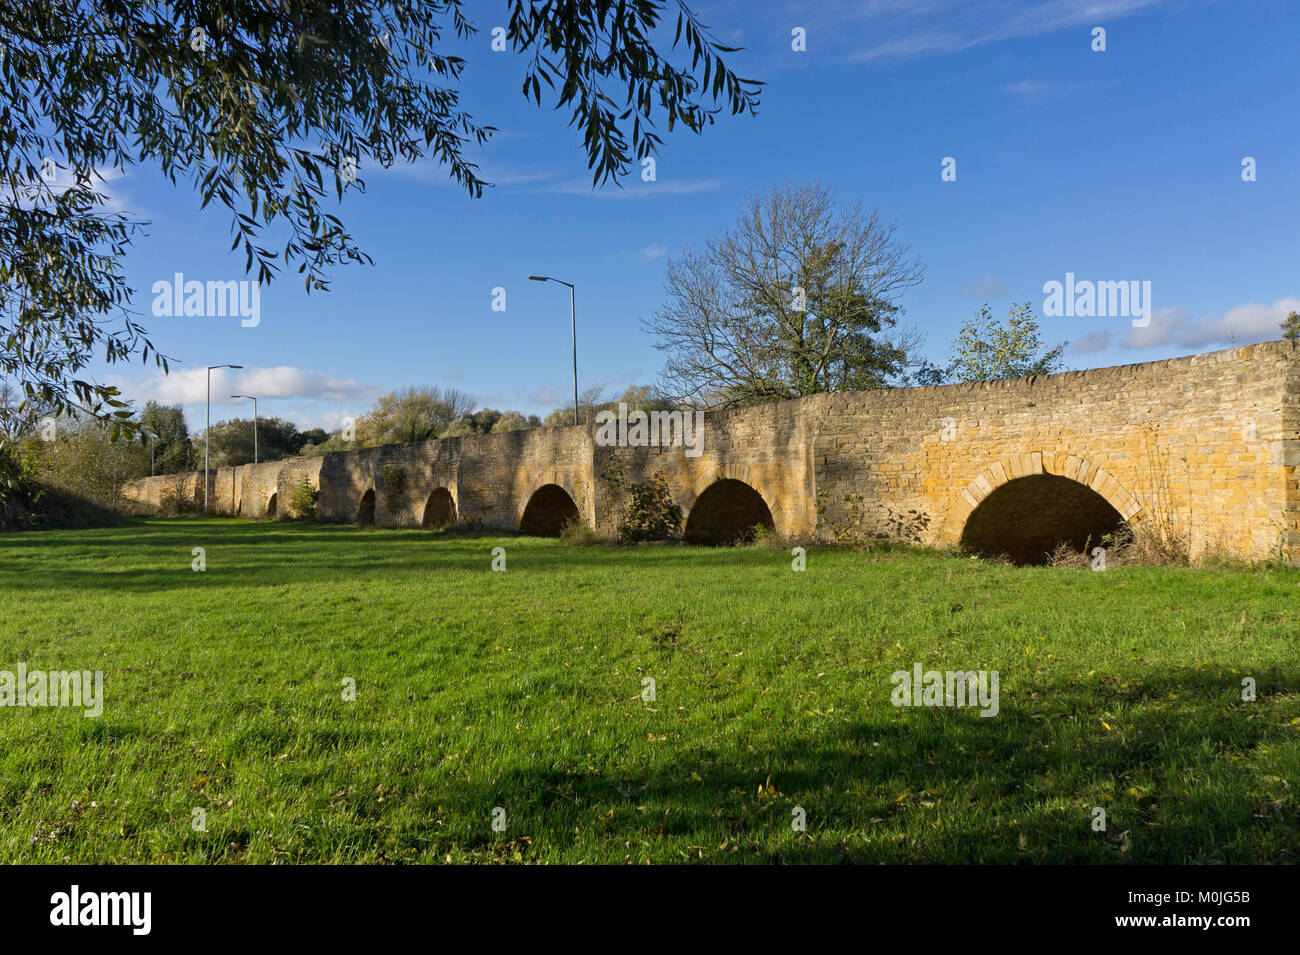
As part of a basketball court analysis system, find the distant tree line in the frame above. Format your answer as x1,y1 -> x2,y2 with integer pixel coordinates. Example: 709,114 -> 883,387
301,384 -> 677,455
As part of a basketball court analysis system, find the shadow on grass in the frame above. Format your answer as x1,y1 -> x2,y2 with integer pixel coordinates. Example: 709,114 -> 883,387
0,520 -> 810,594
412,666 -> 1299,864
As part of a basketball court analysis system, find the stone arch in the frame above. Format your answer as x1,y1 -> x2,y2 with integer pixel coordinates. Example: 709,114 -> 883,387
519,483 -> 580,537
683,477 -> 775,544
422,487 -> 457,529
949,454 -> 1143,564
680,463 -> 775,514
266,492 -> 278,519
357,488 -> 376,527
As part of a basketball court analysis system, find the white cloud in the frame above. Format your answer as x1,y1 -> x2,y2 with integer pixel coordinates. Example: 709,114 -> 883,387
639,242 -> 670,262
106,365 -> 384,432
1072,330 -> 1111,354
9,164 -> 137,215
1123,297 -> 1300,351
118,365 -> 379,408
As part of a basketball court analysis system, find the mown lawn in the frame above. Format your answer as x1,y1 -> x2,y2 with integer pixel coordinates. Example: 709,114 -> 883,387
0,518 -> 1296,864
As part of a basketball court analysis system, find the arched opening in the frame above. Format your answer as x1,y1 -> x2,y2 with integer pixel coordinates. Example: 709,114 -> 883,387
357,488 -> 376,527
684,479 -> 775,545
422,487 -> 456,529
960,474 -> 1124,564
519,484 -> 579,537
266,493 -> 277,518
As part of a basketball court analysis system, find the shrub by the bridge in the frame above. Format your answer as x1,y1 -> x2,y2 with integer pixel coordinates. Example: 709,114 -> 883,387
815,492 -> 931,549
601,465 -> 682,543
289,477 -> 319,521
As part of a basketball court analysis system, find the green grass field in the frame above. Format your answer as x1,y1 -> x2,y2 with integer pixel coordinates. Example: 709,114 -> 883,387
0,518 -> 1296,864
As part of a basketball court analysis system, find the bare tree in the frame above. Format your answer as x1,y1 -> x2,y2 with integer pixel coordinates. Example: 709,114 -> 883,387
643,182 -> 924,407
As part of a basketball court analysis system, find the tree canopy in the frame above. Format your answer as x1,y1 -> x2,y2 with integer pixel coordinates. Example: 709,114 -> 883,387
947,301 -> 1067,383
1,1 -> 761,434
643,182 -> 925,408
357,386 -> 475,445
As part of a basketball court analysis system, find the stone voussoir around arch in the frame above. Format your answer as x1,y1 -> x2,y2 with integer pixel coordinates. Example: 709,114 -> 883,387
941,452 -> 1144,545
680,462 -> 775,519
516,470 -> 584,526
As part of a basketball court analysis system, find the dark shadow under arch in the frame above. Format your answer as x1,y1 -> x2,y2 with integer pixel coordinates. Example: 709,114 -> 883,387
422,487 -> 456,529
265,492 -> 277,519
519,484 -> 579,537
358,488 -> 376,527
960,474 -> 1123,564
684,479 -> 774,545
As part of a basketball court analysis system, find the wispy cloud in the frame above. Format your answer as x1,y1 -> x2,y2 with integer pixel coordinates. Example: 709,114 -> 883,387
962,275 -> 1006,298
1124,297 -> 1300,351
545,177 -> 728,199
527,385 -> 567,408
1071,330 -> 1112,354
378,160 -> 560,189
998,79 -> 1083,102
796,0 -> 1172,63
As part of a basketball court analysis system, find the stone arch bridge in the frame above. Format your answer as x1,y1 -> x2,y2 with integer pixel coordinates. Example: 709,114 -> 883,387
123,342 -> 1300,563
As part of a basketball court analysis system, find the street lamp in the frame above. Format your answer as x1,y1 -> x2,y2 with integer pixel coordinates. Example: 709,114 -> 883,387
230,394 -> 258,464
142,429 -> 157,476
528,275 -> 579,426
205,364 -> 243,513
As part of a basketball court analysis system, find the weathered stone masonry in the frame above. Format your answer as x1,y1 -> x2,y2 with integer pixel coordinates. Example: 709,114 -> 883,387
122,342 -> 1300,562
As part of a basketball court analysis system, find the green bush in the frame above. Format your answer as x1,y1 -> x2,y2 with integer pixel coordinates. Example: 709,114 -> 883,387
601,464 -> 682,543
0,441 -> 43,529
559,518 -> 602,545
289,476 -> 319,521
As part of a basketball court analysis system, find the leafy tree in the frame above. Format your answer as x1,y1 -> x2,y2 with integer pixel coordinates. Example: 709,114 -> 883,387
0,377 -> 53,440
541,384 -> 612,428
358,386 -> 475,445
296,427 -> 330,449
139,402 -> 193,473
1,1 -> 761,436
445,408 -> 503,436
490,411 -> 540,434
203,415 -> 305,467
541,384 -> 677,428
34,413 -> 150,508
288,476 -> 319,520
643,182 -> 925,408
947,302 -> 1067,383
0,381 -> 22,439
0,439 -> 43,527
1281,310 -> 1300,343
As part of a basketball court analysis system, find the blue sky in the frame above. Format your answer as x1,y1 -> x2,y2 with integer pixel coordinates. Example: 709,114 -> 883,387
96,0 -> 1300,431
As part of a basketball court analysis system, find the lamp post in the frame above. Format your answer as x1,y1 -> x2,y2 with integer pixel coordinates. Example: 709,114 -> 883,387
205,364 -> 243,513
528,275 -> 578,426
230,394 -> 258,464
142,430 -> 157,476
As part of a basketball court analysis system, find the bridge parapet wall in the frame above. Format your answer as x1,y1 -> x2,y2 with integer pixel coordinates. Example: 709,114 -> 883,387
118,342 -> 1299,562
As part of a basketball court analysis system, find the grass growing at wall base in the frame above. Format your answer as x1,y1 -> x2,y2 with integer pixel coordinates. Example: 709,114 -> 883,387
0,518 -> 1297,864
